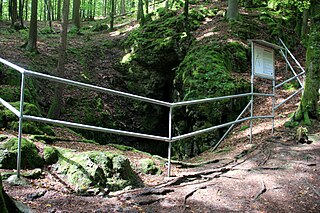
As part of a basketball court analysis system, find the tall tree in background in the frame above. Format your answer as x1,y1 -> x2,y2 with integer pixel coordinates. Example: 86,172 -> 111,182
110,0 -> 115,30
72,0 -> 81,32
121,0 -> 126,15
184,0 -> 190,37
18,0 -> 24,27
57,0 -> 61,20
11,0 -> 18,27
0,0 -> 3,20
293,0 -> 320,125
137,0 -> 144,25
24,0 -> 38,52
48,0 -> 70,119
227,0 -> 239,20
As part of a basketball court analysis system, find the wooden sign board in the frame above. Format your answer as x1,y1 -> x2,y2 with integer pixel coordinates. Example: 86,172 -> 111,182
253,43 -> 275,79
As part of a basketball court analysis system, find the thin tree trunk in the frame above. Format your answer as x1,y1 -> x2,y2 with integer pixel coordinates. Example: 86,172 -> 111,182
11,0 -> 18,27
137,0 -> 144,25
0,0 -> 3,21
19,0 -> 24,27
25,0 -> 38,52
121,0 -> 125,15
44,0 -> 52,30
144,0 -> 148,14
103,0 -> 107,17
48,0 -> 70,119
227,0 -> 239,21
184,0 -> 189,37
301,9 -> 309,39
25,0 -> 28,21
110,0 -> 115,29
72,0 -> 81,32
57,0 -> 61,20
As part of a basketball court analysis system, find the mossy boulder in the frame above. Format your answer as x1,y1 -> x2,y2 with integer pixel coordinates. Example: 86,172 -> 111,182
138,158 -> 161,175
173,40 -> 251,158
0,102 -> 54,135
53,149 -> 142,193
43,146 -> 59,165
0,138 -> 43,169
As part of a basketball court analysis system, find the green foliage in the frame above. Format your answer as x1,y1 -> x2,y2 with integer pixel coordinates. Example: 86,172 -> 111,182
283,81 -> 300,91
0,102 -> 54,135
0,138 -> 43,169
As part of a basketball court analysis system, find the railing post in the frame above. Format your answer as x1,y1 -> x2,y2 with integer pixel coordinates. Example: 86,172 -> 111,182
167,106 -> 173,177
17,72 -> 26,178
250,43 -> 254,143
272,76 -> 276,134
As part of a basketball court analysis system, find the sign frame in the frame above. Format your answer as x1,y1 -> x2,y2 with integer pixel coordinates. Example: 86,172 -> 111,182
253,43 -> 275,79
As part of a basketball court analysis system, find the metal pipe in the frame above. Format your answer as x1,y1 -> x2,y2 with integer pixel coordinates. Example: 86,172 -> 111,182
279,39 -> 306,73
0,57 -> 26,73
279,49 -> 303,87
17,73 -> 26,178
171,117 -> 252,141
250,43 -> 254,143
167,107 -> 173,177
171,93 -> 273,107
23,115 -> 169,141
275,71 -> 305,89
0,98 -> 20,116
272,77 -> 276,134
24,70 -> 172,107
213,101 -> 252,150
274,87 -> 304,110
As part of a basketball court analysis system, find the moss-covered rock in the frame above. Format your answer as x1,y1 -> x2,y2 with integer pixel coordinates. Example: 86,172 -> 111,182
138,158 -> 161,175
0,102 -> 54,135
0,138 -> 43,169
43,146 -> 59,165
173,40 -> 251,158
0,173 -> 9,213
53,149 -> 142,193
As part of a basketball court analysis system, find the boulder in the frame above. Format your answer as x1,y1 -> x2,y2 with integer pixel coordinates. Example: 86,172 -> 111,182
138,158 -> 161,175
0,138 -> 43,169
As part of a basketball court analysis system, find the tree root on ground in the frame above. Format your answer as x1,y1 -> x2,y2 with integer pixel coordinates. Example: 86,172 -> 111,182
252,180 -> 266,201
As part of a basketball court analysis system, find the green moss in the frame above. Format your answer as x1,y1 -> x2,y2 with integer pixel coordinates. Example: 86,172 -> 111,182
0,138 -> 43,169
43,146 -> 59,165
0,102 -> 54,135
138,158 -> 161,175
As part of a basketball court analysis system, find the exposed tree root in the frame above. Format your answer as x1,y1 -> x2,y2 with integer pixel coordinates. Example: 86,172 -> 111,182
304,178 -> 320,197
252,181 -> 266,201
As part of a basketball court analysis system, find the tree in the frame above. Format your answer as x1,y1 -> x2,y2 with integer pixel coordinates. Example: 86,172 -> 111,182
18,0 -> 24,27
57,0 -> 61,20
11,0 -> 18,27
72,0 -> 81,32
0,0 -> 3,21
24,0 -> 38,52
184,0 -> 190,37
292,0 -> 320,125
48,0 -> 70,119
227,0 -> 239,20
137,0 -> 145,25
110,0 -> 115,30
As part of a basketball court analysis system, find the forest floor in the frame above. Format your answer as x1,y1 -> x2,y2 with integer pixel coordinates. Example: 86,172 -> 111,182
1,3 -> 320,213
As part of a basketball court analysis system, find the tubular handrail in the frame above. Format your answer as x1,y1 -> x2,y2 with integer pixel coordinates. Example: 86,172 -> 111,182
279,39 -> 306,73
0,58 -> 26,73
0,98 -> 20,116
275,71 -> 305,89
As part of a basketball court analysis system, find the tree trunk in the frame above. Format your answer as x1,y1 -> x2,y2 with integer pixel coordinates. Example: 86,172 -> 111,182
11,0 -> 18,27
137,0 -> 144,25
48,0 -> 70,119
103,0 -> 107,17
72,0 -> 81,32
57,0 -> 61,20
301,9 -> 309,39
44,0 -> 52,30
226,0 -> 239,21
0,0 -> 3,21
110,0 -> 115,29
0,174 -> 8,213
144,0 -> 148,14
18,0 -> 24,27
293,1 -> 320,125
184,0 -> 189,37
25,0 -> 28,21
25,0 -> 38,52
121,0 -> 125,15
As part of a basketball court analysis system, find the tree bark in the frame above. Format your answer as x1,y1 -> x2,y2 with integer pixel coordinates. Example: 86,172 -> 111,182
25,0 -> 38,52
110,0 -> 115,29
137,0 -> 144,25
227,0 -> 239,21
0,0 -> 3,21
57,0 -> 61,20
11,0 -> 18,27
301,9 -> 309,39
184,0 -> 189,37
121,0 -> 126,15
293,0 -> 320,125
72,0 -> 81,32
48,0 -> 70,119
18,0 -> 24,27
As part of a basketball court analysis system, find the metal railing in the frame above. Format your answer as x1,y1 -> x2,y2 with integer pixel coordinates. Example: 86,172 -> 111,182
0,39 -> 305,177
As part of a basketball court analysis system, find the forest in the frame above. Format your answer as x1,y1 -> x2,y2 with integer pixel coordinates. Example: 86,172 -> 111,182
0,0 -> 320,212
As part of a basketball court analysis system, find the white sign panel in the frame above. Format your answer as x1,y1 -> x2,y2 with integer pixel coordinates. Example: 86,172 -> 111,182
253,44 -> 274,79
